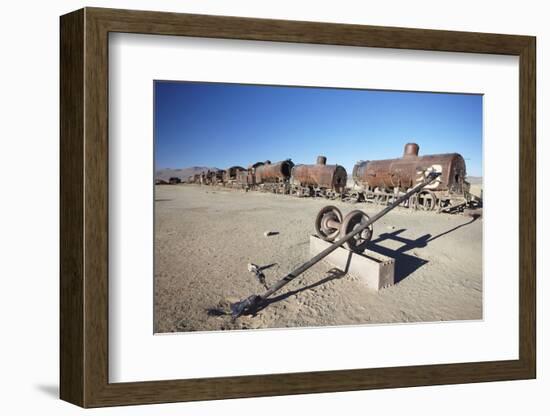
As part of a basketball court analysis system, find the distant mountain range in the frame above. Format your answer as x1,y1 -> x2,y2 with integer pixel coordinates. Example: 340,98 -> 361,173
155,166 -> 220,182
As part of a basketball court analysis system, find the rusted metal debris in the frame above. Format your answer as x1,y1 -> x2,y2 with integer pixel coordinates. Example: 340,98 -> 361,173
211,170 -> 224,185
315,205 -> 373,252
229,169 -> 442,318
247,263 -> 269,289
224,166 -> 245,183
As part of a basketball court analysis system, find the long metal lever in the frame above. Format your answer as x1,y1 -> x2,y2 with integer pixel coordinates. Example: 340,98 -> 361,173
230,170 -> 442,318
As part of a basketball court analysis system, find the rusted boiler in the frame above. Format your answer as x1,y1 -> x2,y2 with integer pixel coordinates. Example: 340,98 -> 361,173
253,159 -> 294,193
291,156 -> 347,197
254,159 -> 294,184
352,143 -> 470,210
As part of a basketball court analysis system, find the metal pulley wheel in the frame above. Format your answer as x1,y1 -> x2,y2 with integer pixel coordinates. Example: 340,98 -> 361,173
340,210 -> 373,252
314,205 -> 343,242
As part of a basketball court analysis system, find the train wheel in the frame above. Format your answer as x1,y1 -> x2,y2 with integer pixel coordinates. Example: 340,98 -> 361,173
378,189 -> 390,205
340,210 -> 373,252
364,191 -> 375,204
315,206 -> 343,242
417,190 -> 437,211
347,191 -> 361,203
373,187 -> 383,204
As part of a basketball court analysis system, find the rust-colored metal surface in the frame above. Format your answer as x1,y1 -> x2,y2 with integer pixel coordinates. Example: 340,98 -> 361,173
236,169 -> 252,186
235,162 -> 265,186
249,161 -> 264,170
223,166 -> 245,182
211,170 -> 224,184
255,159 -> 294,183
403,142 -> 420,158
292,156 -> 347,192
352,143 -> 467,193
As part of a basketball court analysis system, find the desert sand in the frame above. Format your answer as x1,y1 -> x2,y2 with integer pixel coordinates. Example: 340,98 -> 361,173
154,184 -> 482,333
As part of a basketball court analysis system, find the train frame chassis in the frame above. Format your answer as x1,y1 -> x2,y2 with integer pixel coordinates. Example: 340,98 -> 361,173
349,186 -> 472,212
289,185 -> 344,199
193,180 -> 473,213
256,182 -> 290,194
253,181 -> 345,200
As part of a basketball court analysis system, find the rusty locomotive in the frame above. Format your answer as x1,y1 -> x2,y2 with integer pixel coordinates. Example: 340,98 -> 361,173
351,143 -> 472,211
290,156 -> 347,198
181,143 -> 476,212
254,159 -> 295,193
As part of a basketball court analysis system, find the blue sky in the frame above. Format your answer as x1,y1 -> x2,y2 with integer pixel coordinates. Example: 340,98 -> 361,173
154,81 -> 483,176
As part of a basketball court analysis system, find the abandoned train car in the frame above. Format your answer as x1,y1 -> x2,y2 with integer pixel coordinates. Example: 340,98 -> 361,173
291,156 -> 348,198
253,159 -> 295,193
352,143 -> 471,210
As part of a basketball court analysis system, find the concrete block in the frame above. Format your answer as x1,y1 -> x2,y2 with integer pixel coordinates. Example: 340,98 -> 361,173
309,235 -> 395,290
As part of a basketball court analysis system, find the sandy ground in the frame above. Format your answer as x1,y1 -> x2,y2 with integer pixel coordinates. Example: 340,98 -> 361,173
154,184 -> 482,333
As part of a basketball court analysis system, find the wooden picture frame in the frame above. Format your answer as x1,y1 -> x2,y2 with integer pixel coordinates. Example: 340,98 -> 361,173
60,7 -> 536,408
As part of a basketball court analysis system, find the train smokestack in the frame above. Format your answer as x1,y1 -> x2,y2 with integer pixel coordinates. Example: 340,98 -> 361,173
316,155 -> 327,165
403,143 -> 419,158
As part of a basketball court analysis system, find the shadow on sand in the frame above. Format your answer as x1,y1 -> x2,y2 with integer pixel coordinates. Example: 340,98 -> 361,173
368,215 -> 479,283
